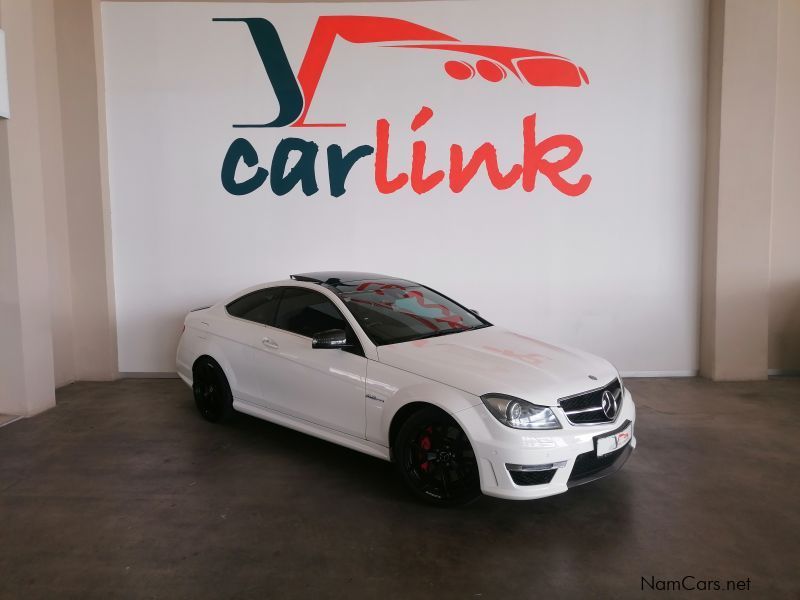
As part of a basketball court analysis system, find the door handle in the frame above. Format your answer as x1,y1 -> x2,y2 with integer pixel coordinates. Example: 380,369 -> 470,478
261,337 -> 279,349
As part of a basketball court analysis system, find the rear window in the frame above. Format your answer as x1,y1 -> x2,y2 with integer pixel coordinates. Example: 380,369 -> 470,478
226,288 -> 281,325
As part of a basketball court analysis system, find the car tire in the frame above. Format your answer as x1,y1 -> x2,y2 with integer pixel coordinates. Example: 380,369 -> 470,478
395,407 -> 481,507
192,357 -> 234,423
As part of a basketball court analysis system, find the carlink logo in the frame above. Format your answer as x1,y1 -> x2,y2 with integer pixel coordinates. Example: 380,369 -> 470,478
216,15 -> 592,198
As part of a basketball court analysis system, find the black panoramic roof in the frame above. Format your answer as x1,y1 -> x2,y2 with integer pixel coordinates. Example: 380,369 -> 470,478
291,271 -> 412,286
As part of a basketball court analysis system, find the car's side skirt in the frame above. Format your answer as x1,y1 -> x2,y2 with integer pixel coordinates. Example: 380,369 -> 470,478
232,398 -> 392,462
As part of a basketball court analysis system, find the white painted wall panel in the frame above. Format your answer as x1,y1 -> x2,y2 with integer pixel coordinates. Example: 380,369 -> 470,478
102,1 -> 705,374
0,30 -> 9,118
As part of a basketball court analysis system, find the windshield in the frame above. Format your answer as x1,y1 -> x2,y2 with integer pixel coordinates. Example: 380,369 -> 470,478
335,280 -> 490,345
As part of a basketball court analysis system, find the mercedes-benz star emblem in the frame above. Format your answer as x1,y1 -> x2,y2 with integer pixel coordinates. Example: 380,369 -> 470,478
601,390 -> 618,419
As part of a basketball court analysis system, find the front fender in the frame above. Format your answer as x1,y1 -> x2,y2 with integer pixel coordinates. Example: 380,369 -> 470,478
365,360 -> 482,447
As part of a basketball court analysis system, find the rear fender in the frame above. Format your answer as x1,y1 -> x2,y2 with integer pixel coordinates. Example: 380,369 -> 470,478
177,315 -> 238,392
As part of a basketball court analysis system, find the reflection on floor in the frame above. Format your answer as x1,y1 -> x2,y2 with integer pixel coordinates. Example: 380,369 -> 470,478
0,377 -> 798,599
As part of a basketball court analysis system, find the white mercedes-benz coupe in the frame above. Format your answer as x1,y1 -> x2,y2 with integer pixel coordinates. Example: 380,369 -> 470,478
176,272 -> 636,506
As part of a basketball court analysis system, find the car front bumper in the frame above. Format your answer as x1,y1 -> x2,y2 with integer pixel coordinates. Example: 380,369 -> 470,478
454,389 -> 636,500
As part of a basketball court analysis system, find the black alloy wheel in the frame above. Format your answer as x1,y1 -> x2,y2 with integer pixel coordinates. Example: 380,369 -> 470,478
192,357 -> 233,423
396,407 -> 481,506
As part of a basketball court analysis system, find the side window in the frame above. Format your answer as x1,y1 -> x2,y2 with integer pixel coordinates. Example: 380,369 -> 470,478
226,288 -> 282,325
274,288 -> 347,338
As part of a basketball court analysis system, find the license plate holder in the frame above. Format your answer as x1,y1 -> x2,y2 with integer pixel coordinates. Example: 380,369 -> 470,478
596,421 -> 632,457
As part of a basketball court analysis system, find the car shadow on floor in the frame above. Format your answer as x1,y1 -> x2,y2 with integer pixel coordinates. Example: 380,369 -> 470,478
192,395 -> 636,522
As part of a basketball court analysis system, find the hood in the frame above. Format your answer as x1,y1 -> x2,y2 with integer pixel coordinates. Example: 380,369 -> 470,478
376,326 -> 618,406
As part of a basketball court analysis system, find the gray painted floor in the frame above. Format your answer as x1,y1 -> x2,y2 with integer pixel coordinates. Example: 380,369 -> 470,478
0,378 -> 798,599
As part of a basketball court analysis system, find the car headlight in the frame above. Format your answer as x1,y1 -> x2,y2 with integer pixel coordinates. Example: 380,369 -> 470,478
480,394 -> 561,430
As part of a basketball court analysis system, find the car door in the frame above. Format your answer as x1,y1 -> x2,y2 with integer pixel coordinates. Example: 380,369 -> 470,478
217,287 -> 282,404
253,286 -> 367,439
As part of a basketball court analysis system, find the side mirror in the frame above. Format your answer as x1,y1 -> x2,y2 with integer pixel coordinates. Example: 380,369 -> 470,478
470,309 -> 480,317
312,329 -> 352,349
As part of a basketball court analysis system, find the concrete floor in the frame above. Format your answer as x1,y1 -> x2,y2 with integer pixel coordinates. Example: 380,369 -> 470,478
0,378 -> 798,599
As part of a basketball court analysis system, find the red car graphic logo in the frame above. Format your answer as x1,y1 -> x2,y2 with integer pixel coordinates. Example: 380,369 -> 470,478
216,15 -> 590,127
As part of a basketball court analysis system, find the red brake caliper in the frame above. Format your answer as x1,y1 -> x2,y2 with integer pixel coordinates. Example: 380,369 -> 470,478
419,426 -> 433,472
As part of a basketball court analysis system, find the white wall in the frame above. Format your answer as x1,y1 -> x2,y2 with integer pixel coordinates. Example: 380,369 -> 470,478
102,0 -> 706,375
0,30 -> 9,119
0,0 -> 56,415
770,0 -> 800,372
33,0 -> 75,388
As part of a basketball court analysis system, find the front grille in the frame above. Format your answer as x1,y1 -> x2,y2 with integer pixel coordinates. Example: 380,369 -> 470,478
559,379 -> 622,425
568,445 -> 627,483
509,469 -> 557,486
